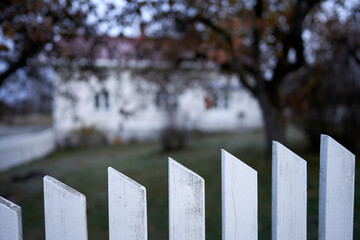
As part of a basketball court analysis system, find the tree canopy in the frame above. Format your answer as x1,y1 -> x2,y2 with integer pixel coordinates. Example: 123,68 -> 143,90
1,0 -> 359,154
0,0 -> 98,86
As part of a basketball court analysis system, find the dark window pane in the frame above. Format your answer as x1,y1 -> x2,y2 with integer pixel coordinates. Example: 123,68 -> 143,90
95,93 -> 99,109
104,91 -> 109,109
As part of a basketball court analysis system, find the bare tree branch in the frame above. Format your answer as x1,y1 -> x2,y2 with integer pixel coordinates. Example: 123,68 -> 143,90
0,42 -> 44,86
192,15 -> 258,95
271,0 -> 322,87
194,16 -> 232,45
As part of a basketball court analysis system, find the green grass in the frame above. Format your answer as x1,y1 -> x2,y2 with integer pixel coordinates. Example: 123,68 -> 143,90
0,130 -> 359,239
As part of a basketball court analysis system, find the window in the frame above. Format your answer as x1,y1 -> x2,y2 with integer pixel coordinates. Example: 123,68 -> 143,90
94,90 -> 110,110
155,91 -> 177,110
238,111 -> 245,119
95,93 -> 100,109
206,91 -> 230,110
104,91 -> 109,109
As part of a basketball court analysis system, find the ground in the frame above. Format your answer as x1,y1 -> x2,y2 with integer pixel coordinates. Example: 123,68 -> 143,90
0,129 -> 359,239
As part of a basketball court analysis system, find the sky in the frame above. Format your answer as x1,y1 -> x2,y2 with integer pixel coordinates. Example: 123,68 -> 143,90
89,0 -> 358,36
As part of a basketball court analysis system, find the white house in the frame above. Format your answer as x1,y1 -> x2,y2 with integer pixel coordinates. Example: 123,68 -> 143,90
53,60 -> 263,146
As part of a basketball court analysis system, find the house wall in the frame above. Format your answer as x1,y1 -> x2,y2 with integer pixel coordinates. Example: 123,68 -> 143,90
53,66 -> 263,145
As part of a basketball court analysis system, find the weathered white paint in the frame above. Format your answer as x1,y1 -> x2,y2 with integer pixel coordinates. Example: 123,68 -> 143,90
1,135 -> 357,240
43,176 -> 87,240
0,196 -> 22,240
108,167 -> 148,240
221,149 -> 257,240
0,128 -> 55,170
272,141 -> 307,240
168,158 -> 205,240
318,135 -> 355,240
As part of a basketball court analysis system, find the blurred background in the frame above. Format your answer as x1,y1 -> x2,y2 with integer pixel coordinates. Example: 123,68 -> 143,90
0,0 -> 359,239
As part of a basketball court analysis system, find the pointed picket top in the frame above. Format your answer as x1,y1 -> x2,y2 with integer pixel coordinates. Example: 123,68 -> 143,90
222,149 -> 257,240
43,176 -> 87,240
319,135 -> 355,240
108,167 -> 147,240
168,158 -> 205,240
272,141 -> 307,240
0,196 -> 22,240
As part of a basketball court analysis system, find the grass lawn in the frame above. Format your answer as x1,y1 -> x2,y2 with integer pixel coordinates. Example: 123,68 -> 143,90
0,130 -> 359,239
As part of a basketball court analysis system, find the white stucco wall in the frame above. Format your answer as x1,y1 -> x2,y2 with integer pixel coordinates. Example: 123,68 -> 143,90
53,66 -> 263,145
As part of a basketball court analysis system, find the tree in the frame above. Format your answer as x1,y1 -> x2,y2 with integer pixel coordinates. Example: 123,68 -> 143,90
286,3 -> 360,153
0,0 -> 97,87
133,67 -> 210,151
2,0 -> 357,157
114,0 -> 324,156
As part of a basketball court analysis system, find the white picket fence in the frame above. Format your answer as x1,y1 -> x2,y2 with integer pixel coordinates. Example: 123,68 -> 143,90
0,134 -> 355,240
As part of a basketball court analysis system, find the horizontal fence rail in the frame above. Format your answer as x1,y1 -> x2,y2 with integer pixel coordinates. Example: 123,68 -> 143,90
0,134 -> 356,240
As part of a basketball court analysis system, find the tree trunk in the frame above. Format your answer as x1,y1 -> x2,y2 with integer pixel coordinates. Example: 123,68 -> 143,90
258,93 -> 286,159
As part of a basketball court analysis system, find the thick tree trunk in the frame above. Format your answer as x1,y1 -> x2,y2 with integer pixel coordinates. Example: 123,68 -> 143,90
258,93 -> 286,159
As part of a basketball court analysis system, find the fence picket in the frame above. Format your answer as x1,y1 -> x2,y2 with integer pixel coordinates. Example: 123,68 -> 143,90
0,196 -> 22,240
43,176 -> 87,240
221,149 -> 257,240
168,158 -> 205,240
1,134 -> 357,240
108,167 -> 147,240
272,141 -> 307,240
319,135 -> 355,240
